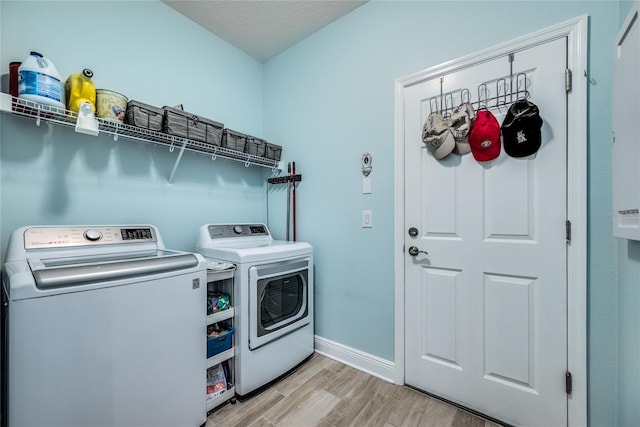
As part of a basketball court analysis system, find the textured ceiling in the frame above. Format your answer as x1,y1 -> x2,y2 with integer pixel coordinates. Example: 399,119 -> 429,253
163,0 -> 367,63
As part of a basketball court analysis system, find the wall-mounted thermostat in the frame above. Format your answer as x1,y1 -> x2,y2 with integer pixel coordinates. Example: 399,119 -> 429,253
361,152 -> 372,177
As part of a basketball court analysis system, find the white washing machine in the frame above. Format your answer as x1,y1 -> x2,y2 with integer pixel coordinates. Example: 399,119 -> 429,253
196,223 -> 313,397
1,225 -> 207,427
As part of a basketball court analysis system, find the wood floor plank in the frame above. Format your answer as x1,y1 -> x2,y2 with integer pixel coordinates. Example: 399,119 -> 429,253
415,397 -> 458,427
272,355 -> 335,397
385,387 -> 430,427
248,416 -> 276,427
324,364 -> 372,400
262,369 -> 338,424
451,410 -> 489,427
207,354 -> 492,427
274,389 -> 341,426
347,390 -> 395,427
209,388 -> 285,426
321,374 -> 384,426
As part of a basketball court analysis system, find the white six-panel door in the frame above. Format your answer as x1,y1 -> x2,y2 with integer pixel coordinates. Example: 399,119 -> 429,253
403,37 -> 568,426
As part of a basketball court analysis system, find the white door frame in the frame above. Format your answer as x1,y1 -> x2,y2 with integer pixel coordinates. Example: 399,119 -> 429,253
393,16 -> 588,426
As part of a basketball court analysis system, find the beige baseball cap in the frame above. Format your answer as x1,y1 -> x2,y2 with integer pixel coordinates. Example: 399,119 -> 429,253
449,102 -> 476,155
422,112 -> 455,160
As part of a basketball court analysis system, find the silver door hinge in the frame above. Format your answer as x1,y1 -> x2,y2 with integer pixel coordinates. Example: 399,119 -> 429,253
565,69 -> 572,93
566,371 -> 573,395
566,220 -> 572,243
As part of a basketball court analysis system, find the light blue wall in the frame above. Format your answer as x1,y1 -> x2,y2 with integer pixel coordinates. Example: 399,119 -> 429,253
0,0 -> 272,257
263,1 -> 619,425
616,3 -> 640,426
1,1 -> 633,426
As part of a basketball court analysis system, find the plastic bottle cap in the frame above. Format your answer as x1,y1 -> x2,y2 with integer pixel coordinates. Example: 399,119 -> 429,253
83,69 -> 93,78
30,51 -> 43,57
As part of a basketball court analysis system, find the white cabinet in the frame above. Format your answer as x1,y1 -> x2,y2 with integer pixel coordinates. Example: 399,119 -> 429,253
205,268 -> 237,413
613,1 -> 640,240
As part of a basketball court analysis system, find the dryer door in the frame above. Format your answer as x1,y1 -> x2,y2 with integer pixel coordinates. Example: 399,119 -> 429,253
248,258 -> 310,350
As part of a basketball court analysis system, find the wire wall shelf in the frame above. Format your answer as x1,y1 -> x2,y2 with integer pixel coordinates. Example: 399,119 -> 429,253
0,94 -> 281,182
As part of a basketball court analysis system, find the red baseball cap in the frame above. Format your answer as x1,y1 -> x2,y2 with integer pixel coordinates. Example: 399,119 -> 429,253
469,109 -> 501,162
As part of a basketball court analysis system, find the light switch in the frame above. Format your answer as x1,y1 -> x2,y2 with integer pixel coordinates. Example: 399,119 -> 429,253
362,177 -> 372,194
362,210 -> 372,228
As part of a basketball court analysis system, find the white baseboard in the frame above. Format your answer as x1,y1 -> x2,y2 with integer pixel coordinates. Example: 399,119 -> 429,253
314,335 -> 397,384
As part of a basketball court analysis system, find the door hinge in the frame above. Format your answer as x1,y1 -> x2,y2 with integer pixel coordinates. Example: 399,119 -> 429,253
566,220 -> 572,243
566,371 -> 573,395
565,69 -> 572,93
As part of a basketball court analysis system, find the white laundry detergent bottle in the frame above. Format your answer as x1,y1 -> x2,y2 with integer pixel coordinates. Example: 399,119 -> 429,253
18,51 -> 65,108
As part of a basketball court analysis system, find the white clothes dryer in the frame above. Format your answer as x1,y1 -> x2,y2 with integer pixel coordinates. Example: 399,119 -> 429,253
196,224 -> 313,397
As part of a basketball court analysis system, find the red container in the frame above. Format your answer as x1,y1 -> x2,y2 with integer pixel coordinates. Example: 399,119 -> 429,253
9,62 -> 20,97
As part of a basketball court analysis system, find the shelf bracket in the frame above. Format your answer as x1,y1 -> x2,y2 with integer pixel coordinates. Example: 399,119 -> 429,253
168,138 -> 189,183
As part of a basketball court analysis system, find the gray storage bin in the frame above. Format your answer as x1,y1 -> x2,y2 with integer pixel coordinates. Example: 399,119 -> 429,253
124,100 -> 164,131
222,129 -> 247,154
245,136 -> 266,157
264,142 -> 282,161
163,106 -> 224,147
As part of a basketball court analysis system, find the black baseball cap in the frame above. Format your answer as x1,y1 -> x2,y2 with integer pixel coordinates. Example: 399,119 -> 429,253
501,99 -> 543,157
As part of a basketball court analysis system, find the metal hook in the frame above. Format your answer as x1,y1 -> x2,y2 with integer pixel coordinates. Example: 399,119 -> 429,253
495,78 -> 507,108
516,72 -> 528,99
245,160 -> 251,168
429,97 -> 438,115
113,122 -> 119,141
477,83 -> 489,109
460,88 -> 471,105
211,146 -> 217,160
169,136 -> 175,153
36,108 -> 41,127
439,75 -> 444,113
444,93 -> 454,118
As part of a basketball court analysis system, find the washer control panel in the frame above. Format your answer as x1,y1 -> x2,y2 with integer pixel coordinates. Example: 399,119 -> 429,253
24,226 -> 157,249
207,224 -> 269,239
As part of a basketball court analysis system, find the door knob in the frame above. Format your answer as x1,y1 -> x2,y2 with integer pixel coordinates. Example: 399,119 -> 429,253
408,246 -> 428,256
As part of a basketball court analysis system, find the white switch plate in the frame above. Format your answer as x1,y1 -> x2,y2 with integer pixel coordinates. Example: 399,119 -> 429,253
362,210 -> 372,228
362,177 -> 372,194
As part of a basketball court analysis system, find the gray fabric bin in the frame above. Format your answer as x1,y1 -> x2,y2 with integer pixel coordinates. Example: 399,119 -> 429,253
245,136 -> 266,157
264,143 -> 282,161
222,129 -> 247,154
124,100 -> 164,131
163,106 -> 224,147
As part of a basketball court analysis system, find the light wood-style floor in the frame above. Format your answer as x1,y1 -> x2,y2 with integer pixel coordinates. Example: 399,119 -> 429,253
206,353 -> 502,427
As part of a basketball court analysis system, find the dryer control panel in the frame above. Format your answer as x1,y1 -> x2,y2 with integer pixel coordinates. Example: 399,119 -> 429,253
207,224 -> 269,239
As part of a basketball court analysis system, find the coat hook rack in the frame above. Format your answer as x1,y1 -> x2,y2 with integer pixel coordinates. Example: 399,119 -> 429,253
426,52 -> 531,118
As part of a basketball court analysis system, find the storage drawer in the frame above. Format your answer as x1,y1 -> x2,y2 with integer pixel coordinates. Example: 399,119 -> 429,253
124,100 -> 164,131
163,106 -> 224,147
207,325 -> 235,358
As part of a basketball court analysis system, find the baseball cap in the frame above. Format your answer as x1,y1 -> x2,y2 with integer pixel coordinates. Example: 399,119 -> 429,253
449,102 -> 475,155
422,112 -> 455,160
469,109 -> 501,162
501,99 -> 543,157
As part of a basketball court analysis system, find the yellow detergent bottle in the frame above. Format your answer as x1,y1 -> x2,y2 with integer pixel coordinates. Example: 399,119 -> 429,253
65,69 -> 96,112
